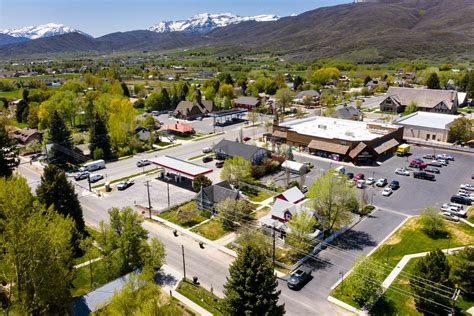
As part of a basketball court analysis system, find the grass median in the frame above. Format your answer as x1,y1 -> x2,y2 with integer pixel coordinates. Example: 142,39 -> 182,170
176,279 -> 225,316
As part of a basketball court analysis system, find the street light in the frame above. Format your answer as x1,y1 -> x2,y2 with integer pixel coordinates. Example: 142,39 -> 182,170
339,271 -> 344,294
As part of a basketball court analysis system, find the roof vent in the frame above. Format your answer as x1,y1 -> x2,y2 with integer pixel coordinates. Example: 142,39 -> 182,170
317,124 -> 327,130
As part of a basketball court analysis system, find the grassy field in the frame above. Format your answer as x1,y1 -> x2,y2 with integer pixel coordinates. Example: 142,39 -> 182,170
191,219 -> 230,240
467,205 -> 474,224
71,260 -> 109,297
331,216 -> 474,310
176,279 -> 225,316
0,90 -> 22,98
240,185 -> 274,203
254,206 -> 271,219
158,201 -> 208,228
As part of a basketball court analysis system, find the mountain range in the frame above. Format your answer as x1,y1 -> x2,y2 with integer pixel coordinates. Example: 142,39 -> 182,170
1,0 -> 473,62
0,23 -> 89,41
148,13 -> 279,33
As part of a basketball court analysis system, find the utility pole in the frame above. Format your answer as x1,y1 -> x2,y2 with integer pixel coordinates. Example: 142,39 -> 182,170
272,226 -> 276,266
87,174 -> 91,192
145,180 -> 152,219
339,272 -> 344,294
182,245 -> 186,280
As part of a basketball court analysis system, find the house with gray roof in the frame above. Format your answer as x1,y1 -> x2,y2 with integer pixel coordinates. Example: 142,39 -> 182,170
380,87 -> 459,114
274,186 -> 305,204
213,139 -> 270,165
293,90 -> 320,105
196,181 -> 240,211
233,96 -> 261,110
332,104 -> 363,121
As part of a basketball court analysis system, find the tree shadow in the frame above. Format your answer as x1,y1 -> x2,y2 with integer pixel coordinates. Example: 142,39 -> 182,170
153,270 -> 180,288
332,230 -> 377,251
370,295 -> 398,316
305,256 -> 332,271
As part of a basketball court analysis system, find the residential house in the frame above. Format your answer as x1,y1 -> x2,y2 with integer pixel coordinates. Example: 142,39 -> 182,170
274,186 -> 305,204
196,181 -> 240,211
332,104 -> 363,121
365,80 -> 388,92
160,122 -> 194,136
73,144 -> 91,162
293,90 -> 320,105
380,87 -> 459,114
213,139 -> 270,165
135,126 -> 152,142
174,99 -> 216,120
233,96 -> 261,110
10,127 -> 41,145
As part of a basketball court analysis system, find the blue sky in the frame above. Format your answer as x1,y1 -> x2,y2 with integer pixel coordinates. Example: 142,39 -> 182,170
0,0 -> 350,37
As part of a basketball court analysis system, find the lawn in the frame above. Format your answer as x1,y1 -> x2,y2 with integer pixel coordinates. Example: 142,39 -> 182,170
158,201 -> 208,228
73,245 -> 101,266
176,279 -> 225,316
467,205 -> 474,224
156,141 -> 173,147
331,216 -> 474,310
191,219 -> 230,241
240,185 -> 274,203
71,260 -> 109,297
0,89 -> 22,98
254,206 -> 271,219
457,106 -> 473,113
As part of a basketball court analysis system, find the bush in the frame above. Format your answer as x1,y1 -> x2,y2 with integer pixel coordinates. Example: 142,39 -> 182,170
192,175 -> 212,192
133,98 -> 145,109
93,148 -> 104,160
358,204 -> 375,215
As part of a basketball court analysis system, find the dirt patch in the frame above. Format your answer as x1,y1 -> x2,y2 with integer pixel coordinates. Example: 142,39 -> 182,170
447,223 -> 474,244
385,218 -> 418,246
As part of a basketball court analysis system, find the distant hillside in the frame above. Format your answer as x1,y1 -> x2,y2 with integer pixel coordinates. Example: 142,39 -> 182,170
0,34 -> 27,46
1,0 -> 473,62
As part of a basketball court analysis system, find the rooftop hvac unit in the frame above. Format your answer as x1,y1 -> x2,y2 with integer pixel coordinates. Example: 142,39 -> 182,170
318,124 -> 327,130
345,131 -> 354,137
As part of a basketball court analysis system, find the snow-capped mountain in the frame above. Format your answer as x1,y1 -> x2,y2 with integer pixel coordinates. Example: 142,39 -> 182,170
149,13 -> 279,34
0,23 -> 89,40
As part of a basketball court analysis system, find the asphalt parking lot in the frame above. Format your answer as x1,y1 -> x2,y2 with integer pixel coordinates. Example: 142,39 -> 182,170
298,145 -> 473,216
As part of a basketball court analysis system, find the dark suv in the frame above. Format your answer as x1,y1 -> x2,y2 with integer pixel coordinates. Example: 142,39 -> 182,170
287,266 -> 312,290
413,171 -> 435,181
451,195 -> 472,206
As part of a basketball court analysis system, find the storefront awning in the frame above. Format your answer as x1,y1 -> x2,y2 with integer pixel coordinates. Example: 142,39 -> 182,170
273,130 -> 287,138
349,142 -> 368,159
373,138 -> 399,154
308,140 -> 350,155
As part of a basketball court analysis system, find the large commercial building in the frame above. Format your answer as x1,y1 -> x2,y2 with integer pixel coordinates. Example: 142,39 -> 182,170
393,111 -> 461,142
271,116 -> 403,164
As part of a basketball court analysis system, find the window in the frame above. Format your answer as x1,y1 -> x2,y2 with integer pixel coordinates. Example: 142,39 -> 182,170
432,134 -> 436,140
426,134 -> 430,140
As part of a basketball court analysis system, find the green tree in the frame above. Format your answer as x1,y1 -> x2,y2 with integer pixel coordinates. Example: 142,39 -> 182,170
450,247 -> 474,294
90,113 -> 113,160
216,198 -> 253,231
411,250 -> 452,315
293,75 -> 304,91
448,117 -> 473,143
221,156 -> 252,187
48,110 -> 74,167
192,174 -> 212,192
275,88 -> 294,114
347,257 -> 384,306
0,176 -> 75,314
419,206 -> 447,238
286,209 -> 317,260
307,169 -> 358,232
0,122 -> 19,178
405,101 -> 418,114
36,164 -> 86,240
223,244 -> 285,316
108,98 -> 136,151
311,67 -> 341,85
426,72 -> 441,89
121,82 -> 130,97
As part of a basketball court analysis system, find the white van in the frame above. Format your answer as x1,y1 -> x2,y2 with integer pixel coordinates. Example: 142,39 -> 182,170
80,160 -> 106,172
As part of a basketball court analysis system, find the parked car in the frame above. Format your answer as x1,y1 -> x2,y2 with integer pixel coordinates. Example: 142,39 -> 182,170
346,172 -> 354,179
428,161 -> 443,167
436,154 -> 454,161
435,158 -> 448,166
356,180 -> 365,189
301,185 -> 308,193
457,190 -> 474,201
409,160 -> 427,169
395,168 -> 410,176
450,195 -> 472,206
202,147 -> 212,153
442,203 -> 464,211
354,173 -> 365,181
424,167 -> 440,174
441,206 -> 467,217
460,184 -> 474,191
202,156 -> 213,163
376,178 -> 388,187
287,266 -> 312,290
442,211 -> 460,222
365,177 -> 375,185
389,180 -> 400,190
413,171 -> 435,181
117,179 -> 134,191
215,161 -> 224,168
89,174 -> 104,183
382,187 -> 393,196
243,137 -> 251,142
136,159 -> 151,167
422,154 -> 435,160
74,171 -> 89,181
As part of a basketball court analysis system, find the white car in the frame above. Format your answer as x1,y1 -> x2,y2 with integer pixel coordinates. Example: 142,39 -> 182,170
460,184 -> 474,191
365,177 -> 375,185
395,168 -> 410,176
441,206 -> 467,217
442,211 -> 459,222
436,154 -> 454,161
202,147 -> 212,153
382,187 -> 393,196
376,178 -> 388,187
89,174 -> 104,183
442,203 -> 463,211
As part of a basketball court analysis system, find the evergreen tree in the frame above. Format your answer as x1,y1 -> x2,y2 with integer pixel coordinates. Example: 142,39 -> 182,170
48,111 -> 74,167
223,244 -> 285,316
161,88 -> 171,109
89,112 -> 113,160
426,72 -> 441,89
293,75 -> 304,91
0,122 -> 19,178
121,82 -> 130,97
411,249 -> 452,315
36,164 -> 86,241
